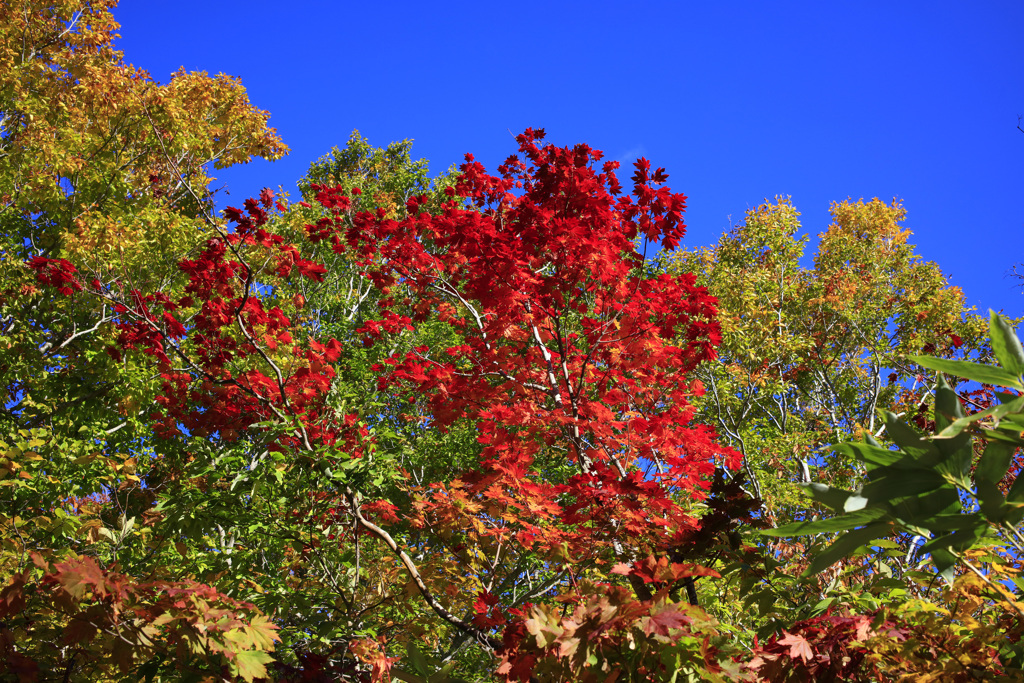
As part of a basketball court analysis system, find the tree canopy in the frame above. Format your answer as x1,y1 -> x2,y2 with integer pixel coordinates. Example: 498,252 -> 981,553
2,3 -> 1023,682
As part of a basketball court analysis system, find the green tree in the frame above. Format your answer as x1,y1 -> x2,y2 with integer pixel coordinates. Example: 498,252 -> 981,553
3,6 -> 1020,679
661,196 -> 991,633
0,1 -> 288,679
758,310 -> 1024,680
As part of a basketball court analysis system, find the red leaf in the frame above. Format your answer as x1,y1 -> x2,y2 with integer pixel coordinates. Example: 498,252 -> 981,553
644,605 -> 691,636
609,563 -> 632,576
778,631 -> 815,663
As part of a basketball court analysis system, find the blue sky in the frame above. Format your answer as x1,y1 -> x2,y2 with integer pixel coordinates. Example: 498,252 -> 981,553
115,1 -> 1024,317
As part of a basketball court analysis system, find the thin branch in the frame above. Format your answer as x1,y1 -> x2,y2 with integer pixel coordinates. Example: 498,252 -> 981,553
349,494 -> 501,650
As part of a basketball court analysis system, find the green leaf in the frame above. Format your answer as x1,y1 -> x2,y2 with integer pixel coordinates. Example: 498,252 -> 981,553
833,442 -> 911,470
800,482 -> 860,512
233,650 -> 274,683
803,522 -> 892,576
976,440 -> 1016,485
891,487 -> 962,529
761,507 -> 888,537
976,479 -> 1007,523
880,411 -> 939,461
918,512 -> 985,532
430,662 -> 472,683
933,374 -> 965,432
842,493 -> 871,513
980,427 -> 1024,446
406,641 -> 431,676
929,548 -> 958,584
910,355 -> 1024,390
1006,471 -> 1024,506
937,396 -> 1024,439
921,526 -> 988,558
860,469 -> 946,502
934,413 -> 978,441
990,310 -> 1024,377
809,597 -> 834,617
1004,500 -> 1024,527
138,657 -> 163,683
999,413 -> 1024,432
932,433 -> 974,485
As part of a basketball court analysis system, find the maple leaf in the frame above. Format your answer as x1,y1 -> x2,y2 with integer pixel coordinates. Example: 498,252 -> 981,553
0,574 -> 26,618
610,562 -> 633,576
224,613 -> 280,651
61,616 -> 99,646
643,604 -> 692,636
52,556 -> 107,600
778,631 -> 815,663
232,650 -> 274,682
853,616 -> 874,642
4,652 -> 39,683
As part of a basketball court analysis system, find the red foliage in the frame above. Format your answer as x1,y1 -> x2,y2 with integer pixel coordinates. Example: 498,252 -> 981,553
748,611 -> 904,680
27,256 -> 82,295
0,553 -> 279,678
24,131 -> 743,677
308,128 -> 737,562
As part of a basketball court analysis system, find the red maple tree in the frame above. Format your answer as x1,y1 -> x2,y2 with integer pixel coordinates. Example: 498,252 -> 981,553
28,129 -> 741,679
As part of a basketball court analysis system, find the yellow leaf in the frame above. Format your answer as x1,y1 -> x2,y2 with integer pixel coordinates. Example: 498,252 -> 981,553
232,650 -> 274,682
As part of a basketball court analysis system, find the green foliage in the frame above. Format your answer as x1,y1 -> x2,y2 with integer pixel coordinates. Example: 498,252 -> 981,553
663,197 -> 987,516
660,196 -> 996,643
769,310 -> 1024,619
3,5 -> 1022,680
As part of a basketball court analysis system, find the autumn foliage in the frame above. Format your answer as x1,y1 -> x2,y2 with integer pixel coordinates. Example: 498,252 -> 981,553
3,3 -> 1024,682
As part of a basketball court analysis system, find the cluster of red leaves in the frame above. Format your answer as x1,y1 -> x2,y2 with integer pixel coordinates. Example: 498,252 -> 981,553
0,553 -> 279,680
26,256 -> 83,295
745,602 -> 1017,682
497,557 -> 725,682
106,190 -> 354,449
669,466 -> 766,563
308,128 -> 738,564
747,612 -> 901,679
23,130 -> 748,679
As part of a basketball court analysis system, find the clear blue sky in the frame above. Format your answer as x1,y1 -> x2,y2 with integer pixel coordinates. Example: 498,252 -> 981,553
115,1 -> 1024,317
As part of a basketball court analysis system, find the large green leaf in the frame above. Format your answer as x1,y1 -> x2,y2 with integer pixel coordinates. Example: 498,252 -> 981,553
920,525 -> 988,557
989,310 -> 1024,377
833,441 -> 913,471
976,440 -> 1016,485
980,427 -> 1024,446
913,511 -> 984,532
406,641 -> 431,677
800,482 -> 862,513
1006,470 -> 1024,506
933,432 -> 974,486
932,374 -> 965,432
910,356 -> 1024,390
928,547 -> 958,584
880,411 -> 940,462
860,469 -> 946,502
976,478 -> 1008,523
803,522 -> 892,577
761,507 -> 889,537
1004,500 -> 1024,526
936,395 -> 1024,439
999,408 -> 1024,424
890,487 -> 962,528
